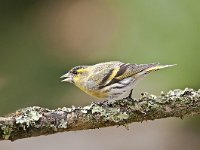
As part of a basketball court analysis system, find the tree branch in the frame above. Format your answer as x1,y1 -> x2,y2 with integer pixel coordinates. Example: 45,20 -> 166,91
0,88 -> 200,141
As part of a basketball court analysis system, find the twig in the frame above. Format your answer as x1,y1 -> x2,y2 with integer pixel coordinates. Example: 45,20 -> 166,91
0,88 -> 199,141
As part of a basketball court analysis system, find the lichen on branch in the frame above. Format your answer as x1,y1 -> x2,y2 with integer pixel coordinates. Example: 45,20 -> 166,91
0,88 -> 200,141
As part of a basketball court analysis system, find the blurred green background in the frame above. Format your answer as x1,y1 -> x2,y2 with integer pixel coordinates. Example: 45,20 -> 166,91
0,0 -> 200,149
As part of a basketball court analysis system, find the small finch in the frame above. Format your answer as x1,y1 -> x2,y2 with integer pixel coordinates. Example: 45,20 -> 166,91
61,61 -> 175,101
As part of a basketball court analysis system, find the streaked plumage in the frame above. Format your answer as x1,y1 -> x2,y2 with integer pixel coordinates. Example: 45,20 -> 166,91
61,61 -> 175,101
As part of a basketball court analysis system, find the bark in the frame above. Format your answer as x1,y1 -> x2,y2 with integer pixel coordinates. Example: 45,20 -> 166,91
0,88 -> 199,141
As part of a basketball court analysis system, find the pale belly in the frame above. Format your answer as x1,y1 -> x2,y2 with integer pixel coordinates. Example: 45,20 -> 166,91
103,77 -> 136,101
78,77 -> 139,101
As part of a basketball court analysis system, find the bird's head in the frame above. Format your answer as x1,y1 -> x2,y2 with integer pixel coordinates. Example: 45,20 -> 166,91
60,66 -> 88,83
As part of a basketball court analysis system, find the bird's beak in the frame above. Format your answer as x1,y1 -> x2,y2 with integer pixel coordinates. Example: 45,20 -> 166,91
60,73 -> 73,83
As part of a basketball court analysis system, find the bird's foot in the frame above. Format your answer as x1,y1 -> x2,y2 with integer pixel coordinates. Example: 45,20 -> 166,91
124,89 -> 133,100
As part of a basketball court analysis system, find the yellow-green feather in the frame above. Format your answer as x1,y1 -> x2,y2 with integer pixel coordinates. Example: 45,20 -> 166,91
105,67 -> 120,85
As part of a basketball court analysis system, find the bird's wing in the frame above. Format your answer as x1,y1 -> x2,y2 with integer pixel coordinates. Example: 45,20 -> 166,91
85,61 -> 121,89
115,63 -> 159,80
98,63 -> 159,88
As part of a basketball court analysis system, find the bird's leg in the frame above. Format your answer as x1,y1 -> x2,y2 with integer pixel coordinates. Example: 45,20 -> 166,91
123,89 -> 134,100
123,89 -> 133,100
128,89 -> 133,99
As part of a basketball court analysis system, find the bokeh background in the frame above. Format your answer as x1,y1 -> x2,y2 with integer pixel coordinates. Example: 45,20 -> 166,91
0,0 -> 200,149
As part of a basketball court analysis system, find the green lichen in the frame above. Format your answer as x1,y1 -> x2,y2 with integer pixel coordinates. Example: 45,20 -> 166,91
149,94 -> 157,100
160,91 -> 165,96
111,112 -> 129,122
71,105 -> 76,111
62,107 -> 72,112
58,119 -> 67,129
1,125 -> 13,140
167,88 -> 193,97
91,104 -> 129,122
128,102 -> 143,112
91,105 -> 107,114
15,106 -> 42,129
81,105 -> 93,114
50,124 -> 58,131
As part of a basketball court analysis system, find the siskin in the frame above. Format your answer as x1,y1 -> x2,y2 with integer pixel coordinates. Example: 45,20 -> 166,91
61,61 -> 175,101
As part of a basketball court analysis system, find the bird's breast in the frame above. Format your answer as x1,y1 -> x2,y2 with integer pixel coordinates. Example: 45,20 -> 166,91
75,82 -> 108,99
86,90 -> 108,99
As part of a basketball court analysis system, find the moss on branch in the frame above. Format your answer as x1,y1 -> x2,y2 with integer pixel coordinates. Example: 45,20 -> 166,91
0,88 -> 200,141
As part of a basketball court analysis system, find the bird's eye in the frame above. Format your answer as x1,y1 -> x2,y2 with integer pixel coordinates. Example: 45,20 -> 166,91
72,70 -> 78,75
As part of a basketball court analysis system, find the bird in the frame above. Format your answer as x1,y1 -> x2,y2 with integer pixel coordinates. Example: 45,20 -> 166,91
61,61 -> 175,101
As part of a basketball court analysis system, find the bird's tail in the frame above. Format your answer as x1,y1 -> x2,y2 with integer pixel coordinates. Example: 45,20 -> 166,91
145,64 -> 177,73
